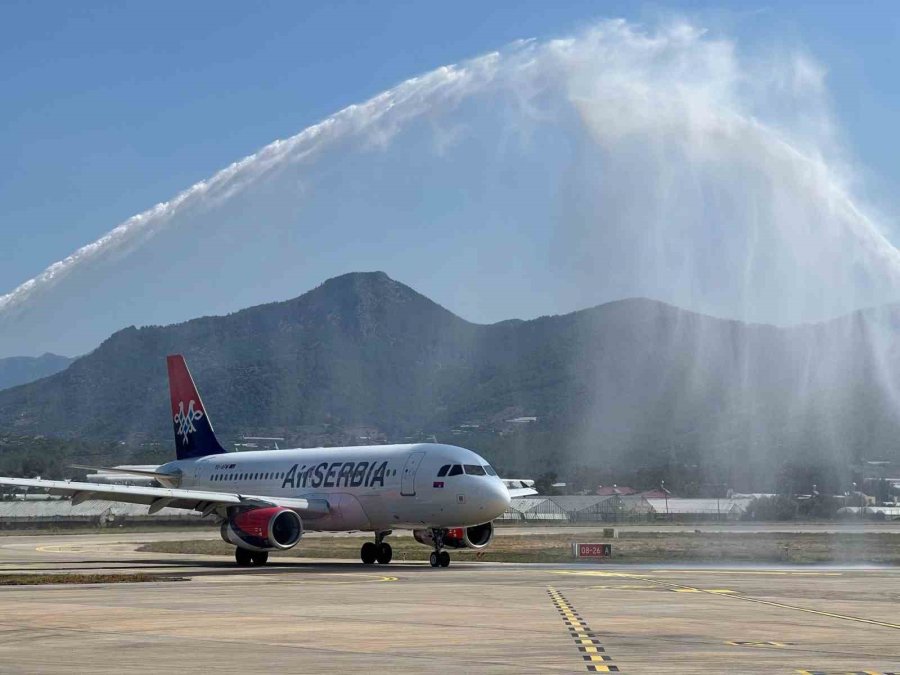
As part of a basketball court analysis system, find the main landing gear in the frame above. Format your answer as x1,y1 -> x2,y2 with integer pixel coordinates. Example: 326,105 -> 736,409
235,548 -> 269,567
428,528 -> 451,568
361,531 -> 393,565
429,551 -> 450,568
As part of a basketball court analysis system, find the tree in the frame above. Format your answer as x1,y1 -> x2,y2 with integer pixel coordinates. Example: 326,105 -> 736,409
534,471 -> 559,495
742,495 -> 797,521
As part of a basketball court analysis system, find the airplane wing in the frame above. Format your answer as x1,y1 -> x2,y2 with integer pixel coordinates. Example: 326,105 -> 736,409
502,478 -> 538,498
507,487 -> 539,498
0,477 -> 330,518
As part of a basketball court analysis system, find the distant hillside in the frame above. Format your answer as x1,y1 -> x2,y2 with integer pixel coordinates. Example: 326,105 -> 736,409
0,272 -> 898,486
0,353 -> 74,391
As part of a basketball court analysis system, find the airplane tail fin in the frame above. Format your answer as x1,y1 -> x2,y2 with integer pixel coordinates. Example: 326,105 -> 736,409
166,355 -> 226,460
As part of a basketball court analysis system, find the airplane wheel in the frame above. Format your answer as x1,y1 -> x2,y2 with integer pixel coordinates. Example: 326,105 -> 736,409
361,541 -> 377,564
251,551 -> 269,566
439,551 -> 450,568
429,552 -> 440,567
235,547 -> 253,567
376,542 -> 393,564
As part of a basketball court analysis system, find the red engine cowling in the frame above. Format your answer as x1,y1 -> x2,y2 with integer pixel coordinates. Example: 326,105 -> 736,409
413,521 -> 495,550
220,507 -> 303,552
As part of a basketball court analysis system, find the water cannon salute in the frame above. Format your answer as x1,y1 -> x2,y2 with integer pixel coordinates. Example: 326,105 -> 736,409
2,4 -> 900,672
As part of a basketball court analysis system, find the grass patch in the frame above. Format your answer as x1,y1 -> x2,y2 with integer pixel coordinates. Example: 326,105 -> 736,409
0,573 -> 183,585
138,531 -> 900,564
0,524 -> 211,537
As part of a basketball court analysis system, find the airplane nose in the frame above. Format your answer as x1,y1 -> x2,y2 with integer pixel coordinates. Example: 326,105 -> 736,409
485,479 -> 511,518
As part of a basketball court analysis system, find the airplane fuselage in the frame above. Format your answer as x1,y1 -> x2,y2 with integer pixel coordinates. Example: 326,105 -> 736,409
160,442 -> 510,532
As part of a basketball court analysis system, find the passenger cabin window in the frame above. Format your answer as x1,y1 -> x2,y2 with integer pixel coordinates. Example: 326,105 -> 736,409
437,465 -> 450,477
484,465 -> 497,476
464,464 -> 486,476
447,464 -> 463,476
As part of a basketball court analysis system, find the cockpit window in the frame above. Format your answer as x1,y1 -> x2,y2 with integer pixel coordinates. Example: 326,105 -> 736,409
463,464 -> 486,476
437,464 -> 450,477
448,464 -> 463,476
484,465 -> 497,476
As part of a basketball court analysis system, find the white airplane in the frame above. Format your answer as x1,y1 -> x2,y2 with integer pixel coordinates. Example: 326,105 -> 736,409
0,355 -> 518,568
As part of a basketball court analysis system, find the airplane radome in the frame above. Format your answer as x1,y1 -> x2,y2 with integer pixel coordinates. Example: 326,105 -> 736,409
0,355 -> 516,568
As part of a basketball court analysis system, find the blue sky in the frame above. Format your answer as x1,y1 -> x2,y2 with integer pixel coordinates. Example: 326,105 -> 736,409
1,1 -> 899,355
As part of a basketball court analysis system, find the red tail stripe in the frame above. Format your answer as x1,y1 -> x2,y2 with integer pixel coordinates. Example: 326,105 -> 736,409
166,354 -> 205,416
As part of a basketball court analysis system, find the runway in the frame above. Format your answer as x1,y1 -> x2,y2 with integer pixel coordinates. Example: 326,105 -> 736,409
0,532 -> 898,674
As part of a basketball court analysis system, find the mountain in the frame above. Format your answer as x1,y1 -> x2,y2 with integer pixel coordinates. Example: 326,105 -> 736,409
0,353 -> 74,391
0,271 -> 897,488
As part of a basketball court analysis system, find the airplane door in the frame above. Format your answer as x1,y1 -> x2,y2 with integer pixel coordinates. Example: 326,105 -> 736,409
400,452 -> 425,496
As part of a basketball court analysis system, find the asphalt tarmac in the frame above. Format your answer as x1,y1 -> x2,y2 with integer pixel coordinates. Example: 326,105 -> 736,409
0,531 -> 898,674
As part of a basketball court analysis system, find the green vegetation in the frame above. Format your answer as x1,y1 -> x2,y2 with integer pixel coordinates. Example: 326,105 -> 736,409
742,496 -> 799,521
139,531 -> 900,565
0,573 -> 182,585
0,523 -> 210,536
0,434 -> 170,482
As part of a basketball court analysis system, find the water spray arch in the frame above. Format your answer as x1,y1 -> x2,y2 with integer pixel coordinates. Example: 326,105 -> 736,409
1,19 -> 898,357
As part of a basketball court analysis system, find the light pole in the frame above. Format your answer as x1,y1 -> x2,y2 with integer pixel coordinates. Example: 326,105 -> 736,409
701,481 -> 727,522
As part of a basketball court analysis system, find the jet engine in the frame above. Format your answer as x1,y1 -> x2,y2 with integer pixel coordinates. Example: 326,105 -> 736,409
413,521 -> 494,550
220,506 -> 303,552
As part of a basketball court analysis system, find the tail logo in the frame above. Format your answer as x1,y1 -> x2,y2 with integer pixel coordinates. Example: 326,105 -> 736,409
174,400 -> 204,443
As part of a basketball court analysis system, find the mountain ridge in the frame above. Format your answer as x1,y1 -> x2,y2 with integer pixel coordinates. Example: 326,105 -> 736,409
0,353 -> 75,392
0,272 -> 897,484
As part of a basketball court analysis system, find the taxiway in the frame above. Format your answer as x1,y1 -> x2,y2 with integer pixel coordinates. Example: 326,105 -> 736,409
0,531 -> 897,674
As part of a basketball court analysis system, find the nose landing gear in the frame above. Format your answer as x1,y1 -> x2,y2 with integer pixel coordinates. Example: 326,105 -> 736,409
361,531 -> 393,564
428,528 -> 451,568
375,542 -> 393,564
